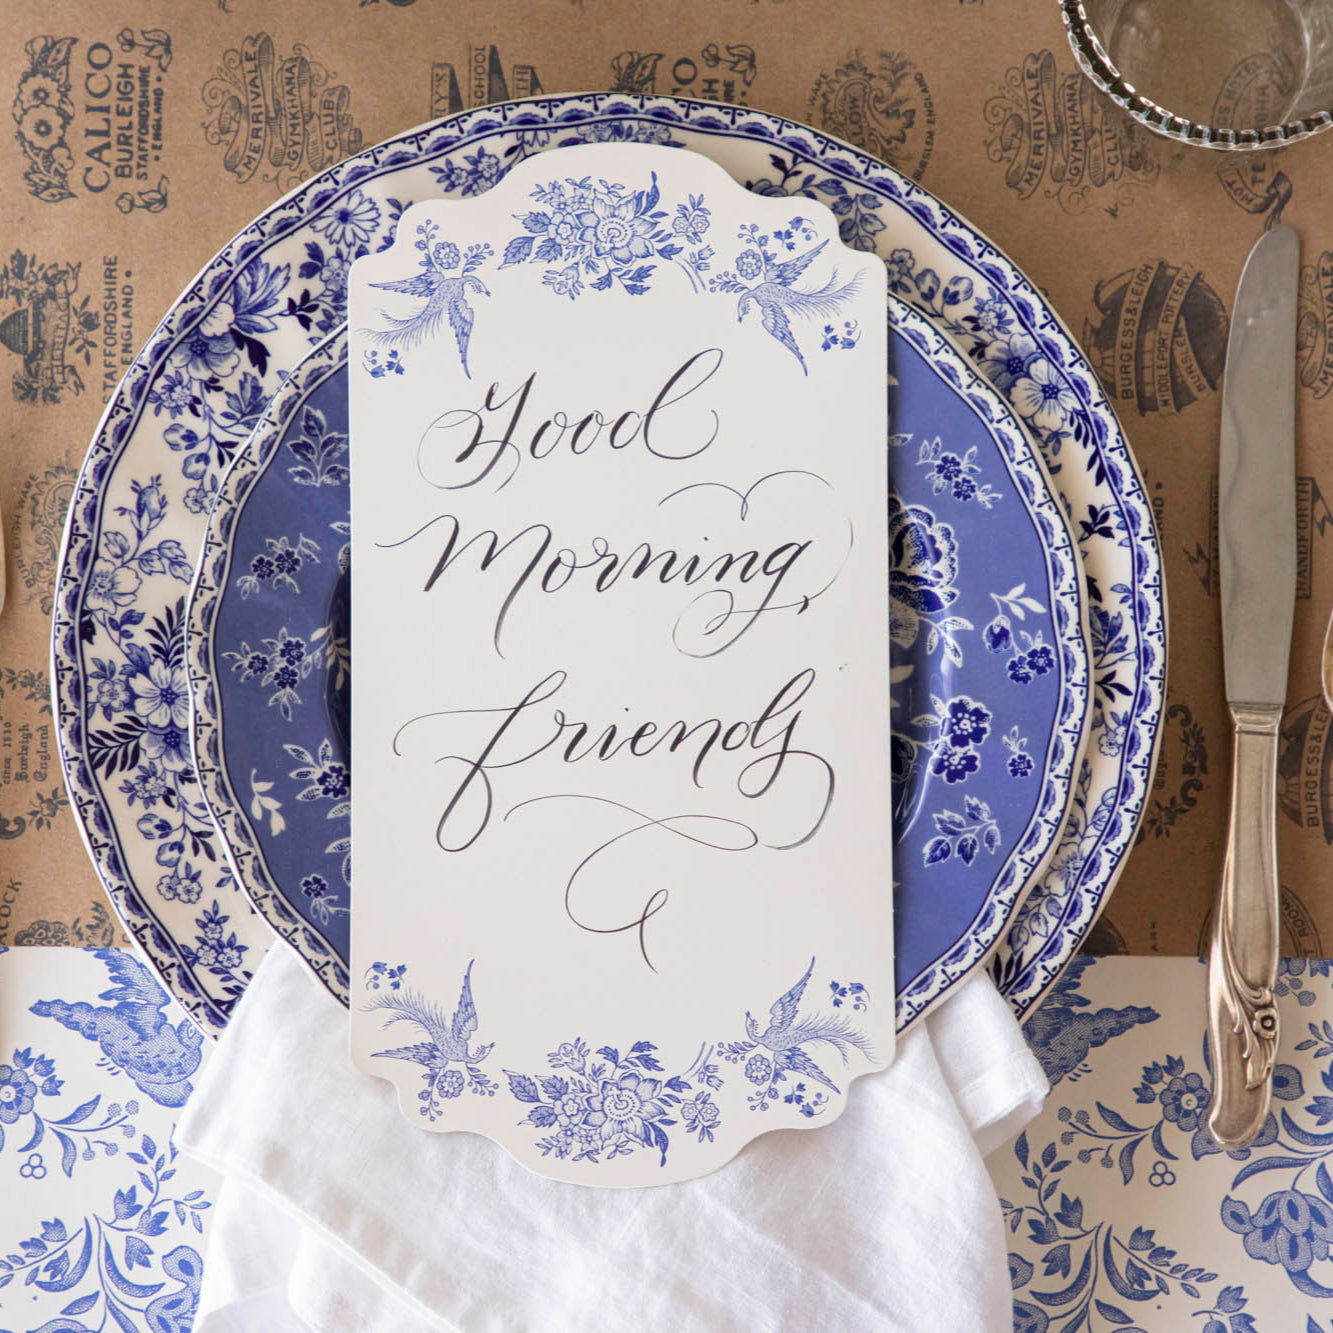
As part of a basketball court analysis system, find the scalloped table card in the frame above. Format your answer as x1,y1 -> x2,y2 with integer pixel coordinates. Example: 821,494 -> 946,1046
347,142 -> 892,1186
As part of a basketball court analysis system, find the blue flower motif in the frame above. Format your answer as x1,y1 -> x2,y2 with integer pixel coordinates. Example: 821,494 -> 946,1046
277,637 -> 306,667
980,330 -> 1038,392
436,1069 -> 465,1099
132,660 -> 190,730
142,721 -> 190,773
887,496 -> 960,614
168,307 -> 240,381
1223,1190 -> 1333,1273
1008,752 -> 1034,778
1027,644 -> 1056,676
933,452 -> 963,482
736,249 -> 763,280
932,745 -> 980,784
85,560 -> 141,614
884,247 -> 915,293
89,658 -> 132,719
1160,1071 -> 1209,1132
1008,655 -> 1034,684
585,1070 -> 668,1142
672,195 -> 711,244
681,1093 -> 721,1142
311,188 -> 380,250
156,863 -> 203,904
943,696 -> 991,748
745,1053 -> 773,1085
0,1063 -> 37,1123
229,257 -> 290,336
952,476 -> 977,502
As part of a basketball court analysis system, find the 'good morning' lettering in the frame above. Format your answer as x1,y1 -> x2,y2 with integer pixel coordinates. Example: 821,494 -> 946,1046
418,348 -> 724,491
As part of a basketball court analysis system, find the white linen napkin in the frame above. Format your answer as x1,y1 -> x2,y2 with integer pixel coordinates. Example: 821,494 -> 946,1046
177,945 -> 1047,1332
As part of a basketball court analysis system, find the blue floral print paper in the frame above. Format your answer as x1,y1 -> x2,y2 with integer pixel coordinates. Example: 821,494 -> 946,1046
993,956 -> 1333,1332
345,142 -> 895,1185
53,94 -> 1164,1039
0,946 -> 215,1330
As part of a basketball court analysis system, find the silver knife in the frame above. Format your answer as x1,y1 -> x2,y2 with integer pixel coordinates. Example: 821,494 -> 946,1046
1208,224 -> 1299,1148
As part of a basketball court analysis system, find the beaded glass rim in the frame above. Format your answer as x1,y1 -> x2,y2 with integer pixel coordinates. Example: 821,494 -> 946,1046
1061,0 -> 1333,150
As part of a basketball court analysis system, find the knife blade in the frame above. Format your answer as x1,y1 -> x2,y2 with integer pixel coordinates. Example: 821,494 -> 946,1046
1207,224 -> 1299,1148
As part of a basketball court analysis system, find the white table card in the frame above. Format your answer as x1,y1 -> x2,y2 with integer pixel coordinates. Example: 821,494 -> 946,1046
348,142 -> 892,1186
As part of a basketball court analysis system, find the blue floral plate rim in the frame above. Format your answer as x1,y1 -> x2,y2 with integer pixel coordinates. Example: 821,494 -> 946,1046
49,93 -> 1165,1037
885,294 -> 1093,1022
187,331 -> 351,1005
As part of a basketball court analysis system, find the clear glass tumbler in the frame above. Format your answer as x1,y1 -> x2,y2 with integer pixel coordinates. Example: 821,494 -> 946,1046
1062,0 -> 1333,147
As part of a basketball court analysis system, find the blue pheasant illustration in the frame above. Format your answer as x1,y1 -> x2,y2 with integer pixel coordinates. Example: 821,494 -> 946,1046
1022,957 -> 1159,1085
29,949 -> 203,1107
744,957 -> 872,1095
368,960 -> 496,1098
366,224 -> 492,378
733,240 -> 860,374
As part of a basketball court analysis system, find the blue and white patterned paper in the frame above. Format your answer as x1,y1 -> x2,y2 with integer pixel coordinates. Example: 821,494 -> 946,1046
994,956 -> 1333,1331
0,947 -> 215,1331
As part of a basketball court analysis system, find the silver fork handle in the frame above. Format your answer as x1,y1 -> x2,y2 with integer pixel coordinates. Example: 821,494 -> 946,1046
1206,701 -> 1281,1148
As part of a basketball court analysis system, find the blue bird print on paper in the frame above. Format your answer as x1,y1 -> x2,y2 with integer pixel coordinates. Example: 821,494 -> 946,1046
720,957 -> 872,1114
366,219 -> 492,377
28,948 -> 204,1108
715,233 -> 861,374
367,959 -> 499,1119
1021,957 -> 1160,1085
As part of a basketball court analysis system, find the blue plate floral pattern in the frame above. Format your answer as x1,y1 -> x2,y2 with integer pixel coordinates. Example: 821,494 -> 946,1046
187,296 -> 1091,1025
53,93 -> 1164,1035
886,298 -> 1091,1019
187,333 -> 352,1003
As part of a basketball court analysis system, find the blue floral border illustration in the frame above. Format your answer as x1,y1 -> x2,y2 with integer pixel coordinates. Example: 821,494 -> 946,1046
361,957 -> 870,1171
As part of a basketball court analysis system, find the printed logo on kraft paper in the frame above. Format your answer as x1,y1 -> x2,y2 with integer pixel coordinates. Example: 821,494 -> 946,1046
429,44 -> 544,117
1197,887 -> 1322,959
1297,252 -> 1333,400
12,457 -> 76,615
982,49 -> 1158,214
1186,474 -> 1331,599
610,43 -> 758,103
0,667 -> 67,846
1136,699 -> 1207,844
0,250 -> 100,405
13,31 -> 171,210
1212,52 -> 1295,227
808,50 -> 935,181
1278,696 -> 1333,850
201,34 -> 363,187
1082,259 -> 1229,415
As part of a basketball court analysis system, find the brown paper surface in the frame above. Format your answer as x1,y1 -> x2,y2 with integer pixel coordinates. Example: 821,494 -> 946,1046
0,0 -> 1328,957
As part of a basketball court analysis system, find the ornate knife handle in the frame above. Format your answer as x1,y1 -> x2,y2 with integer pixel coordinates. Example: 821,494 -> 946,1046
1207,702 -> 1282,1148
